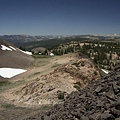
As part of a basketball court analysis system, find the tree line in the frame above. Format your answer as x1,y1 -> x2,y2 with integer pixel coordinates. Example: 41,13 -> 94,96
52,41 -> 120,70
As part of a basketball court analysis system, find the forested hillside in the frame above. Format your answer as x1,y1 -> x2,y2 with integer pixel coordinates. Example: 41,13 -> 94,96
52,40 -> 120,70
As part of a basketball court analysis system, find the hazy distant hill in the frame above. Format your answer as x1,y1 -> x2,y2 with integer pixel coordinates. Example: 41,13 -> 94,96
0,35 -> 74,49
0,35 -> 82,49
0,34 -> 120,50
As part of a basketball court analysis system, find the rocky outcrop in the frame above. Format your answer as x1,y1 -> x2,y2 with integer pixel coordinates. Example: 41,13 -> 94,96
26,64 -> 120,120
55,58 -> 100,87
13,57 -> 100,106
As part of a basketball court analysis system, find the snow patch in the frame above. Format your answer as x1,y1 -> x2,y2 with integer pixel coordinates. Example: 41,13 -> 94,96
0,68 -> 27,78
101,69 -> 109,74
9,46 -> 16,50
50,53 -> 54,56
1,45 -> 12,51
19,49 -> 32,55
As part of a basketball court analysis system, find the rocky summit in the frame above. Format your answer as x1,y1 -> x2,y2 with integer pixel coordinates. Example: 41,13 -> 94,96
26,64 -> 120,120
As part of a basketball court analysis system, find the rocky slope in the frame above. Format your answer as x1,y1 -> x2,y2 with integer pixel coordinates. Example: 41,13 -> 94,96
0,38 -> 33,69
11,55 -> 100,107
26,64 -> 120,120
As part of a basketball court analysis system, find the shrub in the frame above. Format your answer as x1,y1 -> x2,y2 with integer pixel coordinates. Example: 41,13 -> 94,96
1,103 -> 15,109
73,82 -> 81,90
73,85 -> 80,90
58,92 -> 64,99
94,71 -> 98,75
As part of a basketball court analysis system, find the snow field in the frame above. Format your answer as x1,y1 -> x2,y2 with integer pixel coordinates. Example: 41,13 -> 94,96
0,68 -> 27,78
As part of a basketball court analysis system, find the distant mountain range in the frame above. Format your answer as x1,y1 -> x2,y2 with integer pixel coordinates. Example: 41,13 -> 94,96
0,34 -> 120,42
0,34 -> 120,50
0,35 -> 72,48
0,35 -> 69,43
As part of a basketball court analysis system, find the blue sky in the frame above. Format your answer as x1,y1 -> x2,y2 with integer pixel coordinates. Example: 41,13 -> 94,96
0,0 -> 120,35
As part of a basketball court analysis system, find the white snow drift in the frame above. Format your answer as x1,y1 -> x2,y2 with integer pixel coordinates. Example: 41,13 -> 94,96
1,45 -> 12,51
1,45 -> 17,51
19,49 -> 32,55
9,46 -> 17,50
101,69 -> 109,74
0,45 -> 32,55
0,68 -> 27,78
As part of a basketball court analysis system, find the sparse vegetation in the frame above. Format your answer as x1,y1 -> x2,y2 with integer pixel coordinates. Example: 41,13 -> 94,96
73,82 -> 81,90
74,85 -> 80,90
52,40 -> 120,70
28,72 -> 41,78
94,71 -> 98,75
0,80 -> 25,92
0,81 -> 11,87
58,92 -> 64,99
72,63 -> 79,67
33,72 -> 41,75
52,64 -> 61,68
32,54 -> 52,58
1,103 -> 16,109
